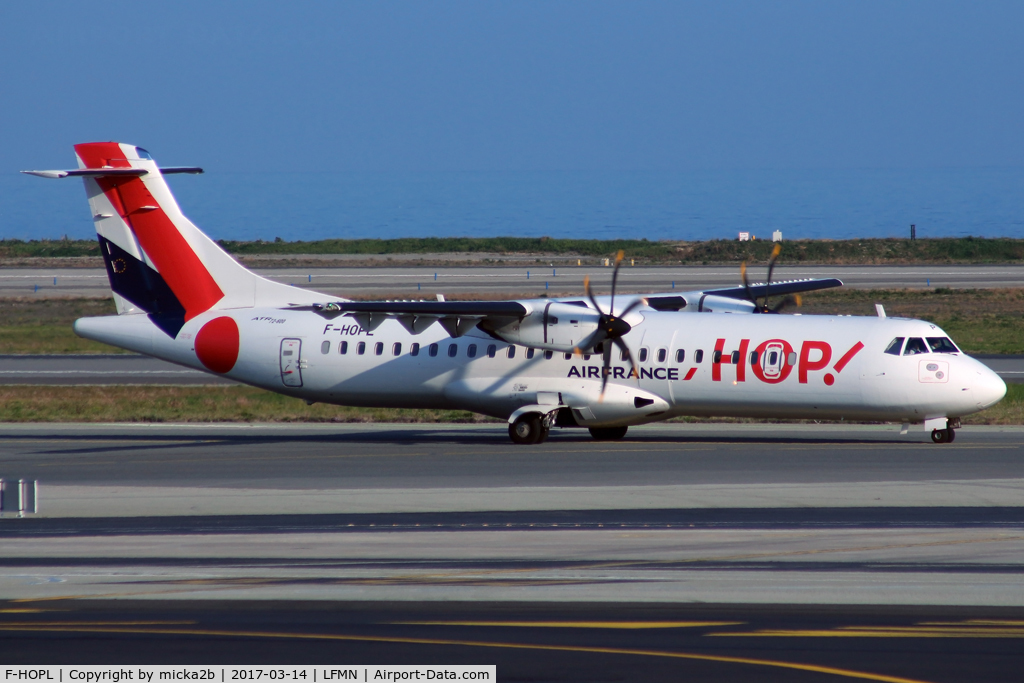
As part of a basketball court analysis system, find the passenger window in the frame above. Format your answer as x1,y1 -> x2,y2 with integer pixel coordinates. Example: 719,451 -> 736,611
544,350 -> 553,360
487,344 -> 497,358
339,341 -> 348,355
750,351 -> 758,365
448,344 -> 458,358
564,352 -> 572,360
507,346 -> 516,359
638,348 -> 649,362
884,337 -> 905,355
675,349 -> 685,363
927,337 -> 959,353
583,353 -> 591,361
657,348 -> 667,363
526,348 -> 535,359
731,350 -> 740,364
410,343 -> 420,357
428,343 -> 438,357
357,342 -> 366,355
467,344 -> 477,358
768,351 -> 777,366
904,338 -> 928,355
787,352 -> 797,366
694,350 -> 704,364
374,342 -> 384,356
392,342 -> 401,356
321,340 -> 330,354
712,350 -> 722,363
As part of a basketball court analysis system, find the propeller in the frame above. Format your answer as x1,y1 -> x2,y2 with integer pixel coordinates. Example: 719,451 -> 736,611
577,250 -> 645,396
741,243 -> 803,313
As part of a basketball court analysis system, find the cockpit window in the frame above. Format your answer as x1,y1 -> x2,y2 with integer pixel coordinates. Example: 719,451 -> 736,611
884,337 -> 905,355
927,337 -> 959,353
135,147 -> 153,160
903,337 -> 929,355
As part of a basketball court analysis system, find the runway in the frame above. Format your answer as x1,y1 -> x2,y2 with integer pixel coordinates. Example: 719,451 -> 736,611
2,353 -> 1020,384
2,423 -> 1023,678
3,263 -> 1023,299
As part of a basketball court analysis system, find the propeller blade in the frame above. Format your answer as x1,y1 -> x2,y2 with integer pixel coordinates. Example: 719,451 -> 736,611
583,274 -> 604,315
600,341 -> 613,398
617,296 -> 647,319
609,250 -> 624,314
770,293 -> 803,313
763,243 -> 782,311
740,261 -> 754,304
614,337 -> 639,385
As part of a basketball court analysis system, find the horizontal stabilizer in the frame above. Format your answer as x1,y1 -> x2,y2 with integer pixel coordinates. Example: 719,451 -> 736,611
21,167 -> 203,179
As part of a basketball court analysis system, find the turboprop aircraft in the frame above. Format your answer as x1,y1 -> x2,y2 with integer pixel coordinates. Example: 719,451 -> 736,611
24,142 -> 1006,444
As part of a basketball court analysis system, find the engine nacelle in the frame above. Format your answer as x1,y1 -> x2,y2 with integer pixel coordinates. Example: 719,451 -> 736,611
685,294 -> 757,314
561,381 -> 670,427
483,301 -> 602,353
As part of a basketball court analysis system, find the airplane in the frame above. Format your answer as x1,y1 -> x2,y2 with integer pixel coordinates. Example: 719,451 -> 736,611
23,142 -> 1006,445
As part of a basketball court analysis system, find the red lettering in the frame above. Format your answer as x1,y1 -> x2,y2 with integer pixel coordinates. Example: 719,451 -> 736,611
712,338 -> 726,382
833,341 -> 865,373
749,339 -> 794,384
736,339 -> 749,382
798,341 -> 832,384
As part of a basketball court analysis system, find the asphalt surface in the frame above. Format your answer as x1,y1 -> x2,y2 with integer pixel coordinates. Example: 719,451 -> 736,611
2,352 -> 1021,385
2,600 -> 1023,682
3,263 -> 1023,299
2,423 -> 1023,677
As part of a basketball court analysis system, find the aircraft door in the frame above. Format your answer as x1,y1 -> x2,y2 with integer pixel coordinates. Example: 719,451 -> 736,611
280,338 -> 303,387
761,342 -> 786,379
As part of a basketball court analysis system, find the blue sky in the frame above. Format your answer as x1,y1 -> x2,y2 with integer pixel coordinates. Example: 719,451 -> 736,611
2,1 -> 1022,173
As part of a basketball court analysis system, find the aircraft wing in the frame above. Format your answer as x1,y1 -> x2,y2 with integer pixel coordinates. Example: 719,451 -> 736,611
287,300 -> 531,337
701,277 -> 843,301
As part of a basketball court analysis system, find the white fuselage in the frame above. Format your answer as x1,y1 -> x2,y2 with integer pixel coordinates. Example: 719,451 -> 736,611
75,304 -> 1007,427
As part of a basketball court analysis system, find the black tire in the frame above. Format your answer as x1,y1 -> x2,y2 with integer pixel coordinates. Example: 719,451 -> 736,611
509,414 -> 543,445
931,428 -> 950,444
947,428 -> 956,443
589,426 -> 628,441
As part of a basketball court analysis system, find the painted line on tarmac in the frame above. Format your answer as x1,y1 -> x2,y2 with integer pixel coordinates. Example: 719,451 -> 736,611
0,622 -> 935,683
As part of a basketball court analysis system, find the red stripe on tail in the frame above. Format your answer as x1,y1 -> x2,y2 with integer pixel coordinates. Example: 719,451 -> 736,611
75,143 -> 224,321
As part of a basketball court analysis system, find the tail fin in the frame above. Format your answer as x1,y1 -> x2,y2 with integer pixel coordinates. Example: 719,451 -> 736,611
26,142 -> 312,337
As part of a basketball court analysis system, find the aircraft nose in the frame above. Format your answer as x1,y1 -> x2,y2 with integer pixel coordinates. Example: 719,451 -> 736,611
974,366 -> 1007,410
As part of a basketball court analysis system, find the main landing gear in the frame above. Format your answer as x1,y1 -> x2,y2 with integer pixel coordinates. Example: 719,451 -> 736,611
931,428 -> 956,444
508,413 -> 630,444
509,413 -> 549,445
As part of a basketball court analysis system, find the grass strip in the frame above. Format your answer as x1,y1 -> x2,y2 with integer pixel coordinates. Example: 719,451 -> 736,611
0,384 -> 1020,425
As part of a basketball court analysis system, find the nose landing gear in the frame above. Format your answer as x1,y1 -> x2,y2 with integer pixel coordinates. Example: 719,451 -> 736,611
930,417 -> 961,444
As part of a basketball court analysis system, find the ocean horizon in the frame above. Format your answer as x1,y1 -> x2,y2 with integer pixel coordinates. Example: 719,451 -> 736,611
2,167 -> 1022,244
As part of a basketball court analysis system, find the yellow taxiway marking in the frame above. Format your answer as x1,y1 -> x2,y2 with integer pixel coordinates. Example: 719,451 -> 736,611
393,620 -> 743,629
0,624 -> 934,683
709,622 -> 1024,639
0,621 -> 197,626
0,608 -> 46,614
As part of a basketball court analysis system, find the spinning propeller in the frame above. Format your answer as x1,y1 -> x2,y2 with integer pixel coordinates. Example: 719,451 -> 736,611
579,250 -> 645,396
741,243 -> 803,313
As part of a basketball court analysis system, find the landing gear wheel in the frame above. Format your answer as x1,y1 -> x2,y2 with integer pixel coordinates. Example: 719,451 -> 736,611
589,426 -> 628,441
947,428 -> 956,443
509,414 -> 544,445
931,428 -> 952,444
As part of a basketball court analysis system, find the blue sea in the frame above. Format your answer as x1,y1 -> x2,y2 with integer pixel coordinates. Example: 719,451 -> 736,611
2,168 -> 1022,243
